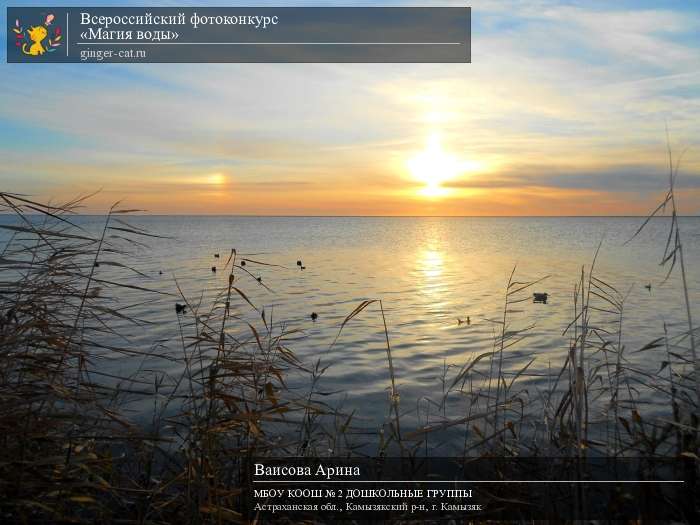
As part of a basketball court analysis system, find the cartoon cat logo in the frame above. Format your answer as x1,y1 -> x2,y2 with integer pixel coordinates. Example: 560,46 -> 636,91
23,25 -> 48,56
12,13 -> 62,57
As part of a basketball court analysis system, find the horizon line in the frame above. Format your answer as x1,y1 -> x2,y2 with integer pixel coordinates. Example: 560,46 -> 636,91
2,213 -> 698,218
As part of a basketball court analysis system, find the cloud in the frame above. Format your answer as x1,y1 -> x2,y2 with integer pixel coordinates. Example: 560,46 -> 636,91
446,164 -> 700,192
0,0 -> 699,214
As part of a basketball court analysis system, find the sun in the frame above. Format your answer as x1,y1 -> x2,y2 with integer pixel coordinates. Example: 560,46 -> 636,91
407,134 -> 480,198
206,172 -> 226,185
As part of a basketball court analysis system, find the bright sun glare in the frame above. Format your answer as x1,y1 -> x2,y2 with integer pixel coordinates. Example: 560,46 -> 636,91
408,135 -> 457,197
207,172 -> 226,185
407,134 -> 480,198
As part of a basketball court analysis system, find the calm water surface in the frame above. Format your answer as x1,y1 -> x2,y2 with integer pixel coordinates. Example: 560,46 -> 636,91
4,216 -> 699,450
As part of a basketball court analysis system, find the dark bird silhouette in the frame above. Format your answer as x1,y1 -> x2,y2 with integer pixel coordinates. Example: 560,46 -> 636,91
175,303 -> 187,314
211,266 -> 217,272
311,312 -> 318,321
297,260 -> 303,267
645,283 -> 652,293
214,253 -> 220,258
4,308 -> 18,324
158,270 -> 163,275
300,266 -> 306,270
240,260 -> 246,266
533,292 -> 549,304
93,261 -> 100,268
457,316 -> 471,326
256,276 -> 262,283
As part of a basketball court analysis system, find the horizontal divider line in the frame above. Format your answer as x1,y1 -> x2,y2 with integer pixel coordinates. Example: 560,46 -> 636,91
253,480 -> 684,483
74,42 -> 464,45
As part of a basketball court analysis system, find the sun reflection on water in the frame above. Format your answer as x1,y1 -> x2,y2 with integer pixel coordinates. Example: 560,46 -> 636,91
420,248 -> 444,281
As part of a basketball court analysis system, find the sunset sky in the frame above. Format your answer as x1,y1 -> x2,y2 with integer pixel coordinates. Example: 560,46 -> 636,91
2,0 -> 700,215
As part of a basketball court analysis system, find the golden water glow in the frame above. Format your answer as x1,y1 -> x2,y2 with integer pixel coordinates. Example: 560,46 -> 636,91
420,248 -> 444,280
416,245 -> 450,309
